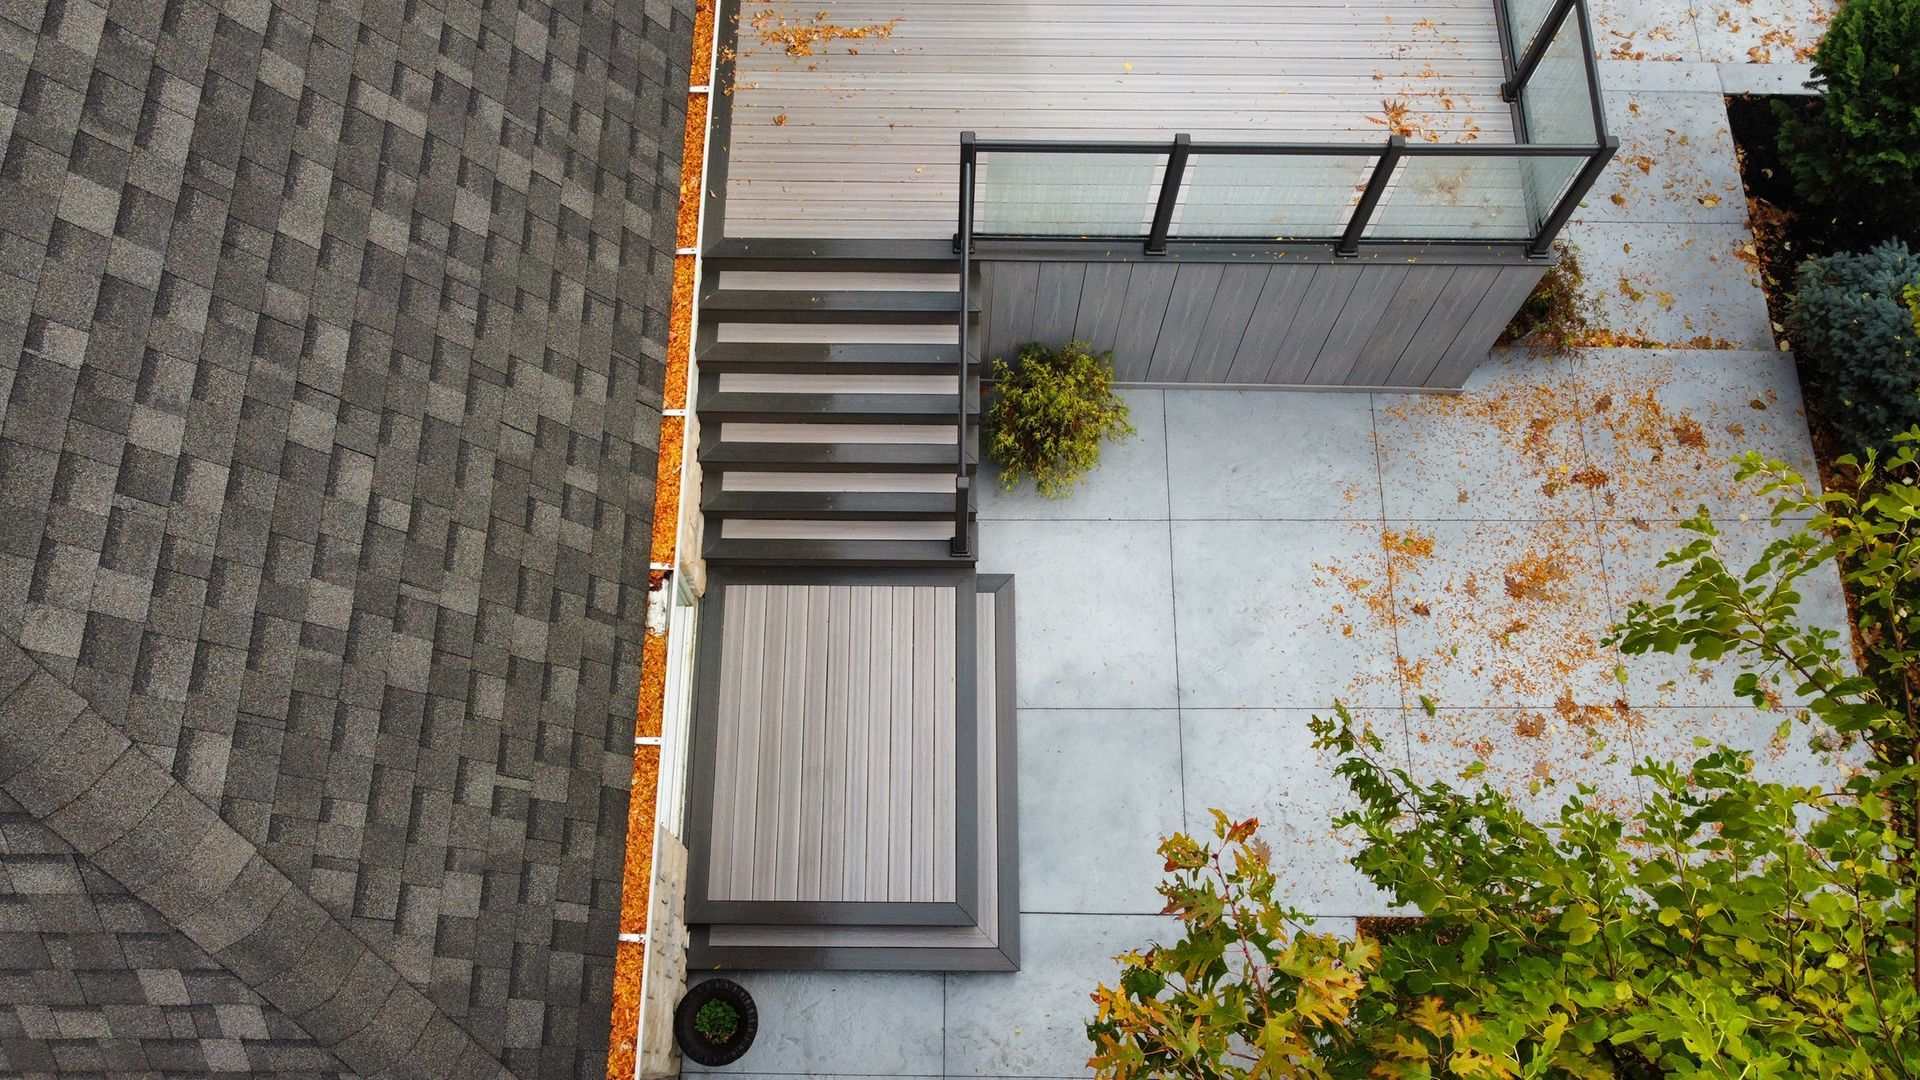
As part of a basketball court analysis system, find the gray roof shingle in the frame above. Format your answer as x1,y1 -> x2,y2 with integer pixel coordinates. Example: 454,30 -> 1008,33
0,0 -> 692,1074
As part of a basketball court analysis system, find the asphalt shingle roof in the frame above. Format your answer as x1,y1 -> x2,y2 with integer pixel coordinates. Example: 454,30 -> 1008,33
0,0 -> 692,1075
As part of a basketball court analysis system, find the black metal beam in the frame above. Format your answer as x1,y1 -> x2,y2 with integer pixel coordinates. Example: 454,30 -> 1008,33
1145,133 -> 1190,255
1339,136 -> 1404,257
1529,136 -> 1619,257
1503,0 -> 1578,102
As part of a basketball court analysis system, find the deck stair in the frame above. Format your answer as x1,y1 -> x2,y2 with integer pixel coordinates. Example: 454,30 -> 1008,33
695,253 -> 981,567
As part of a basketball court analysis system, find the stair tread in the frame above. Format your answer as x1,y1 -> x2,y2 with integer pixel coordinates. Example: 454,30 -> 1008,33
703,535 -> 976,566
705,237 -> 961,268
700,441 -> 977,469
698,342 -> 974,374
698,388 -> 979,422
704,489 -> 968,519
701,289 -> 979,321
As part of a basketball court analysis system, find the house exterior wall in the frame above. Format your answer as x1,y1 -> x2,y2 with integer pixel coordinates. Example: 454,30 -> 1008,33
975,256 -> 1547,391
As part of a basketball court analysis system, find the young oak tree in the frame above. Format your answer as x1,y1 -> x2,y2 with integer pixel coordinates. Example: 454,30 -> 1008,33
1089,434 -> 1920,1078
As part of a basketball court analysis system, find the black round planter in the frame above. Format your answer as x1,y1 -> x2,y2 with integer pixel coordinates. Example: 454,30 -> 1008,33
674,978 -> 758,1067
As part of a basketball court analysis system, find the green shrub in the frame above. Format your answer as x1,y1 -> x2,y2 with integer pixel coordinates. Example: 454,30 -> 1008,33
1091,442 -> 1920,1078
1908,282 -> 1920,336
692,999 -> 738,1043
985,340 -> 1134,498
1786,240 -> 1920,446
1498,239 -> 1594,354
1774,0 -> 1920,233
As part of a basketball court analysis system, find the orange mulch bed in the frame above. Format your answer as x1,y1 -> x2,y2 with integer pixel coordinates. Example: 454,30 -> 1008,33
676,93 -> 709,251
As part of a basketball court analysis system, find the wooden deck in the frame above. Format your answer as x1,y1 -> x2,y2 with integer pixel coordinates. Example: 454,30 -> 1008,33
721,0 -> 1517,238
692,574 -> 974,920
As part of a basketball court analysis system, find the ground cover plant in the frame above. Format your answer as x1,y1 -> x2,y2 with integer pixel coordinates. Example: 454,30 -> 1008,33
985,340 -> 1135,498
693,998 -> 739,1044
1089,436 -> 1920,1078
1786,240 -> 1920,448
1498,241 -> 1594,355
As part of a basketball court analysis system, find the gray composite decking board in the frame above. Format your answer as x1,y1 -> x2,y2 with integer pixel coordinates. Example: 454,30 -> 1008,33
1264,267 -> 1363,385
1382,264 -> 1504,387
1072,262 -> 1133,354
1304,264 -> 1410,386
973,255 -> 1539,389
1033,262 -> 1087,346
1183,265 -> 1273,384
703,582 -> 960,906
1359,263 -> 1460,382
1145,263 -> 1227,382
984,261 -> 1040,367
721,0 -> 1515,238
1225,265 -> 1316,383
1111,263 -> 1181,381
1425,264 -> 1549,387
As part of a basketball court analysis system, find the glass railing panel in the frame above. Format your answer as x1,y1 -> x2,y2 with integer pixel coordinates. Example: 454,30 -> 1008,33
1365,152 -> 1586,241
1504,0 -> 1563,58
1172,152 -> 1377,241
1518,7 -> 1599,145
973,151 -> 1161,237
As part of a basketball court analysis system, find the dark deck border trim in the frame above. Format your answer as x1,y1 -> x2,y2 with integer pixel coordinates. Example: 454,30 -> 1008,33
688,575 -> 1020,973
683,566 -> 981,928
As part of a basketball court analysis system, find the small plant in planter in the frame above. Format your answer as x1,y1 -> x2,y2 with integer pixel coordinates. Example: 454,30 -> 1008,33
985,340 -> 1135,498
673,978 -> 758,1067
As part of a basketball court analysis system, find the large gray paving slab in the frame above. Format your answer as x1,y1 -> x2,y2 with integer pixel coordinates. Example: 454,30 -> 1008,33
1560,220 -> 1776,349
977,519 -> 1178,710
682,971 -> 948,1076
1388,517 -> 1622,711
1171,519 -> 1401,709
1573,349 -> 1819,522
1163,389 -> 1379,521
1373,353 -> 1600,522
980,390 -> 1169,522
944,913 -> 1175,1078
1692,0 -> 1834,64
1017,709 -> 1184,915
1181,708 -> 1401,915
1577,90 -> 1748,227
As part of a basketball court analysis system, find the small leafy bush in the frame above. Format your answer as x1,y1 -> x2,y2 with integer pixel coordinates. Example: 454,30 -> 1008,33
1498,240 -> 1594,353
692,999 -> 738,1043
1786,240 -> 1920,446
1775,0 -> 1920,233
985,340 -> 1134,498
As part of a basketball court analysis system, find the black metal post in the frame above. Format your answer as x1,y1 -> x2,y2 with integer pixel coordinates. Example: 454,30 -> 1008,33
1528,136 -> 1618,257
950,476 -> 972,558
954,131 -> 977,254
1145,133 -> 1190,255
1503,0 -> 1578,101
1338,135 -> 1404,257
952,133 -> 976,558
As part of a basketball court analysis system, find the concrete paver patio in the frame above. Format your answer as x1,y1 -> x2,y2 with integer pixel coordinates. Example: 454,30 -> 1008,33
691,352 -> 1853,1078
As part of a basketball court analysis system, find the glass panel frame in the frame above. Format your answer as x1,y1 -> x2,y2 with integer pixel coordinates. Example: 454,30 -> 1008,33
1171,152 -> 1378,242
972,151 -> 1162,237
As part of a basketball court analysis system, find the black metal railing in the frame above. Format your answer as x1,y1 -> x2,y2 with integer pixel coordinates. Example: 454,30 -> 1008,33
953,0 -> 1615,260
951,132 -> 977,559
